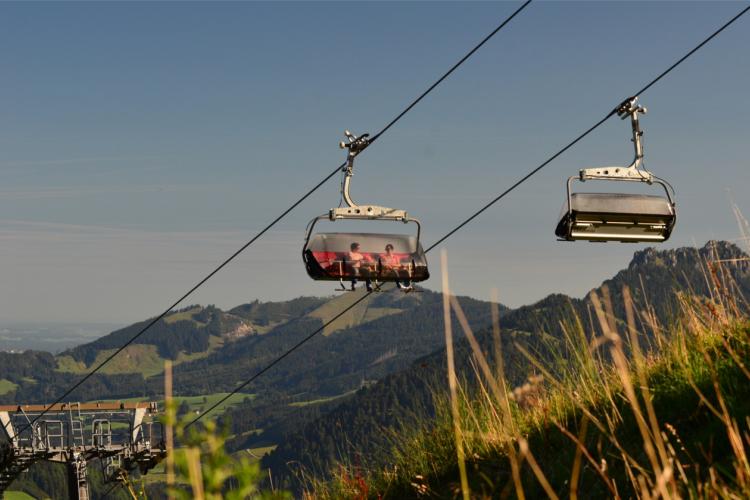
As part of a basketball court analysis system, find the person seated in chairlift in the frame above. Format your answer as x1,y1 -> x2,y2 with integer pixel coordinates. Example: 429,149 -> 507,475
381,243 -> 411,290
347,242 -> 373,291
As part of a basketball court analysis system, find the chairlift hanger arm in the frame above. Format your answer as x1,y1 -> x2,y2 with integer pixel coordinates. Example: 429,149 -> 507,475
338,130 -> 371,207
334,130 -> 414,223
579,96 -> 651,182
339,130 -> 371,208
617,96 -> 646,169
303,130 -> 425,254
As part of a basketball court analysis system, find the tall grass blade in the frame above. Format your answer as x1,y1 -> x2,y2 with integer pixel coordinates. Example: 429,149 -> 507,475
441,250 -> 470,500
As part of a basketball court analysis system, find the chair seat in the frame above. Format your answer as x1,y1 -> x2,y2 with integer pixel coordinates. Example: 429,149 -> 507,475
556,193 -> 675,242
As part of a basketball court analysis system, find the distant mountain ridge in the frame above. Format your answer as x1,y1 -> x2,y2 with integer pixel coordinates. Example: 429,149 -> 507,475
59,298 -> 329,367
0,292 -> 448,402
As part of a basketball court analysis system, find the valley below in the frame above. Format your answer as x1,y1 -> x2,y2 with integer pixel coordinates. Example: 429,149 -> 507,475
2,241 -> 749,498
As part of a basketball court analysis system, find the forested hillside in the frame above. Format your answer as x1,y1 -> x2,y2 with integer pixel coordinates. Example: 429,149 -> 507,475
262,241 -> 750,490
0,289 -> 505,496
316,269 -> 750,498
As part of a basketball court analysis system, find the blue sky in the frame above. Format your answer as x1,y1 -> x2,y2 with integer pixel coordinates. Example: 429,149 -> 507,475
1,1 -> 749,323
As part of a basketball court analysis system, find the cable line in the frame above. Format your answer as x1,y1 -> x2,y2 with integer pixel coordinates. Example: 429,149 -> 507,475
187,3 -> 750,428
425,112 -> 613,253
18,2 -> 532,434
632,4 -> 750,98
27,165 -> 342,413
427,2 -> 750,252
370,0 -> 532,144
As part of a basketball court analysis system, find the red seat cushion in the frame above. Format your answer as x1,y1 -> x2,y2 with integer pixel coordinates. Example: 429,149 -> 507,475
312,251 -> 339,264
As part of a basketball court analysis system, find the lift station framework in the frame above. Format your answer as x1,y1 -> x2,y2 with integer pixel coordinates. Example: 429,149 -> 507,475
0,401 -> 166,499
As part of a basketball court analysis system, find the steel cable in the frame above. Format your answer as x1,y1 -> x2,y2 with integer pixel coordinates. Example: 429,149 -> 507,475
17,1 -> 533,435
188,3 -> 750,430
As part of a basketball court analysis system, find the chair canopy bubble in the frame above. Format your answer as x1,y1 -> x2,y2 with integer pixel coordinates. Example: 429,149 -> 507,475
303,232 -> 429,282
303,131 -> 429,289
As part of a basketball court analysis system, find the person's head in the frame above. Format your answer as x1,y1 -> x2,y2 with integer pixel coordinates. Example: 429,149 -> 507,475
385,244 -> 394,254
350,242 -> 360,252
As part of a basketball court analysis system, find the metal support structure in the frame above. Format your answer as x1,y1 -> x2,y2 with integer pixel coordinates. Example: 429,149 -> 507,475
302,130 -> 428,292
579,96 -> 653,182
565,97 -> 675,212
303,130 -> 423,247
0,401 -> 165,499
339,130 -> 369,209
556,97 -> 677,243
67,453 -> 89,500
332,130 -> 412,223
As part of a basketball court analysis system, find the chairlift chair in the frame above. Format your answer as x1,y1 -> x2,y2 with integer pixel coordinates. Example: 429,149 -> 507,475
303,131 -> 429,291
555,97 -> 676,242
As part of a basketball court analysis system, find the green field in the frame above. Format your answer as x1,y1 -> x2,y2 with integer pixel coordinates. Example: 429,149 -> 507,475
55,335 -> 224,378
54,307 -> 226,378
164,306 -> 205,325
362,306 -> 403,323
288,390 -> 356,408
138,444 -> 277,487
0,378 -> 19,396
94,392 -> 254,421
236,445 -> 277,463
56,344 -> 165,377
3,492 -> 35,500
174,392 -> 254,420
308,291 -> 404,336
249,319 -> 285,335
139,462 -> 189,486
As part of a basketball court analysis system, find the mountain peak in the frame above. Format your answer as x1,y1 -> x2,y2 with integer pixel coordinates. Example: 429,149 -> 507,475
628,241 -> 747,271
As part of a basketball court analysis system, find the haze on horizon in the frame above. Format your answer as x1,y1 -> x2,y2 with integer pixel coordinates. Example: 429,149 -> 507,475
2,1 -> 749,324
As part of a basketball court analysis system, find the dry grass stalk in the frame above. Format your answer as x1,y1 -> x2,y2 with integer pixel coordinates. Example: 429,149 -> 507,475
517,438 -> 558,500
491,289 -> 525,499
623,286 -> 673,484
185,447 -> 205,499
491,289 -> 504,388
165,359 -> 175,499
568,416 -> 585,500
590,291 -> 673,498
450,294 -> 507,420
317,240 -> 750,499
441,250 -> 470,500
553,417 -> 618,498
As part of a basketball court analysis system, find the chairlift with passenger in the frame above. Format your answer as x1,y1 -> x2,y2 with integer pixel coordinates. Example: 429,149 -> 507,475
555,97 -> 676,242
303,131 -> 429,292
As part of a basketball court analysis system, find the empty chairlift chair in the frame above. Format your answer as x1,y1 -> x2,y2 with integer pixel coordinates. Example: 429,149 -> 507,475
555,97 -> 676,242
303,131 -> 429,291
